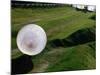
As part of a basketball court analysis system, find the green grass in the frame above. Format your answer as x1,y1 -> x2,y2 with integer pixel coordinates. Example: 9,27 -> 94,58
11,6 -> 96,73
12,6 -> 95,41
46,42 -> 96,72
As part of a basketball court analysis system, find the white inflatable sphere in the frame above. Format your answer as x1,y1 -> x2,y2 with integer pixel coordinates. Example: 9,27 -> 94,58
76,5 -> 85,9
17,24 -> 47,56
87,5 -> 96,12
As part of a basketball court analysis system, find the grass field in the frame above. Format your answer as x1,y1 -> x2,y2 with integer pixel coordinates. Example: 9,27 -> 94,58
11,5 -> 96,74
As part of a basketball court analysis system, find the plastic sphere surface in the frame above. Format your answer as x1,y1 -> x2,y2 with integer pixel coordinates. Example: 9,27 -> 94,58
17,24 -> 47,55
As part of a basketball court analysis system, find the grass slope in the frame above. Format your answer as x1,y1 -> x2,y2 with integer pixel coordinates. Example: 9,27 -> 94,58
11,6 -> 96,73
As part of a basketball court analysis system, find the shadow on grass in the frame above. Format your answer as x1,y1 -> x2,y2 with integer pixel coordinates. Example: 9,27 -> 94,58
49,27 -> 95,48
89,15 -> 96,20
11,54 -> 33,74
11,30 -> 18,38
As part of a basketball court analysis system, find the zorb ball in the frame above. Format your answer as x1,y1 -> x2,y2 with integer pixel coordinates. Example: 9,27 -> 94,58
17,24 -> 47,56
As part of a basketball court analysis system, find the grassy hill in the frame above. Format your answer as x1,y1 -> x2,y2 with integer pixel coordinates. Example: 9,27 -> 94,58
11,6 -> 96,74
